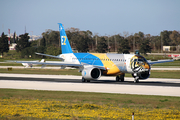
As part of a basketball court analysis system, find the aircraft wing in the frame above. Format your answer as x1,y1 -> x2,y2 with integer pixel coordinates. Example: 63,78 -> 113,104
148,59 -> 174,65
35,52 -> 64,60
93,65 -> 107,70
15,60 -> 107,70
15,61 -> 83,68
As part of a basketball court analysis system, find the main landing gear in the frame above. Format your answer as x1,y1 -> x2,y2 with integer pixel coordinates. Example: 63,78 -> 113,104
82,77 -> 90,82
116,74 -> 125,82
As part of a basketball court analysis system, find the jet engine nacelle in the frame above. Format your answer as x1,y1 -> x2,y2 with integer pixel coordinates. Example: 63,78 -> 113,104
132,71 -> 150,80
82,67 -> 101,80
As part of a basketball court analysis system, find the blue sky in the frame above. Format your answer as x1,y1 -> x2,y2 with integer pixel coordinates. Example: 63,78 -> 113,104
0,0 -> 180,36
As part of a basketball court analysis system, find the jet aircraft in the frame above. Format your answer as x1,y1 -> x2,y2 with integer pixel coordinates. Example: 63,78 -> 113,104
21,59 -> 45,68
16,23 -> 174,83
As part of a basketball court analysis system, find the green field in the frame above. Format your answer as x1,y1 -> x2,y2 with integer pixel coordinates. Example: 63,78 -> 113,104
0,89 -> 180,119
153,60 -> 180,66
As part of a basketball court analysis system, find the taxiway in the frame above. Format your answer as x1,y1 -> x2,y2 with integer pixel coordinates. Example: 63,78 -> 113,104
0,73 -> 180,97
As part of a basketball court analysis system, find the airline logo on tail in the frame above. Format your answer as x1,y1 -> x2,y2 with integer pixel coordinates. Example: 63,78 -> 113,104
61,36 -> 66,45
58,23 -> 73,54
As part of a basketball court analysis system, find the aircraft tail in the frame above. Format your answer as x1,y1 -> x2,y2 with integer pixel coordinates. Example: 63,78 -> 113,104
58,23 -> 73,54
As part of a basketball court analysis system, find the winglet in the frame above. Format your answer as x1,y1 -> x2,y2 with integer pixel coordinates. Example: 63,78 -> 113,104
58,23 -> 73,54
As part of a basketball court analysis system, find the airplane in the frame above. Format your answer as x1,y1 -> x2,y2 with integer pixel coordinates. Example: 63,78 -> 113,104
16,23 -> 174,83
168,54 -> 180,60
21,59 -> 45,68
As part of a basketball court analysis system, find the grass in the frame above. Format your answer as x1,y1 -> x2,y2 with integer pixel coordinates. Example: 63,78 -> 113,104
153,60 -> 180,66
145,55 -> 171,61
0,68 -> 180,79
0,68 -> 81,76
0,89 -> 180,119
149,70 -> 180,79
0,89 -> 179,110
0,63 -> 22,66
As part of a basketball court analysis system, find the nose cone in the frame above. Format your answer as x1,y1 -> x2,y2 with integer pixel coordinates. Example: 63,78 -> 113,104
143,62 -> 150,70
130,55 -> 150,72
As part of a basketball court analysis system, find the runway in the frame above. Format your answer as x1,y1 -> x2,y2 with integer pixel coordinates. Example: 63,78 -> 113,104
0,73 -> 180,97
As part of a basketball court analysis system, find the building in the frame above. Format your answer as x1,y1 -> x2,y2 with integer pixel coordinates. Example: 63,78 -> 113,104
163,46 -> 170,52
9,43 -> 17,50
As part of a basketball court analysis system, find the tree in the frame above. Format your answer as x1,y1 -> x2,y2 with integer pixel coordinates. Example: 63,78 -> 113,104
21,47 -> 36,58
151,36 -> 161,52
134,33 -> 140,50
13,32 -> 16,43
126,35 -> 134,51
15,33 -> 30,52
96,37 -> 108,53
42,30 -> 59,47
45,45 -> 61,58
139,38 -> 152,55
40,36 -> 46,47
118,39 -> 130,54
0,32 -> 9,57
66,29 -> 91,52
169,30 -> 180,46
15,33 -> 32,58
75,35 -> 89,52
160,30 -> 172,46
36,37 -> 46,54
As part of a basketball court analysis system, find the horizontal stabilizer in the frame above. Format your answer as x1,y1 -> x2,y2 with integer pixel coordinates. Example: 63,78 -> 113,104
35,52 -> 64,60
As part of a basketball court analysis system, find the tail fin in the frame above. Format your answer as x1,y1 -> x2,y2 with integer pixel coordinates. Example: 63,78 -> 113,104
58,23 -> 73,54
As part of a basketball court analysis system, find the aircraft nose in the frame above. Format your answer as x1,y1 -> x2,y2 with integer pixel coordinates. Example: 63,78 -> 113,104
143,62 -> 150,70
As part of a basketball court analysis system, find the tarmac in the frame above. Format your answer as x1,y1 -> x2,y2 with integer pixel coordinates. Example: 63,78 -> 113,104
0,73 -> 180,97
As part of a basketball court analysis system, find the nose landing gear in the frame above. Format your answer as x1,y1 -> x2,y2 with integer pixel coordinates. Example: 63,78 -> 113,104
134,76 -> 139,83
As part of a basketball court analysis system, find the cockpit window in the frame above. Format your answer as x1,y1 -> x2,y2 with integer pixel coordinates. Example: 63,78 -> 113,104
138,59 -> 143,62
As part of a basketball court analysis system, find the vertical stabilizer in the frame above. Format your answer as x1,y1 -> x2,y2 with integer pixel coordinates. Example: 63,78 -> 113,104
58,23 -> 73,54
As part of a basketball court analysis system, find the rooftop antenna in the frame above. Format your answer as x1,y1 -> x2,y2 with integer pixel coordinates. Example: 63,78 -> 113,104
8,29 -> 10,46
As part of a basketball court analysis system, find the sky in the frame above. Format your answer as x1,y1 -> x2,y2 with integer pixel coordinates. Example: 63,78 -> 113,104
0,0 -> 180,36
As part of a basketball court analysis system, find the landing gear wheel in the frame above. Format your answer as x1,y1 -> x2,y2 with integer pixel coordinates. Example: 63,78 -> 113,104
116,74 -> 125,82
87,80 -> 90,82
121,78 -> 124,82
116,76 -> 120,81
82,77 -> 87,82
120,74 -> 125,82
134,77 -> 139,83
